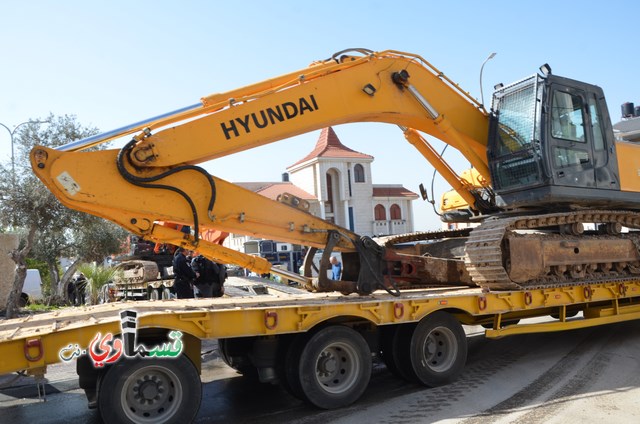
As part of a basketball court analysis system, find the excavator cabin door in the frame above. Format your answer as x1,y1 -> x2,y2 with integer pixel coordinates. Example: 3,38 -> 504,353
544,79 -> 618,191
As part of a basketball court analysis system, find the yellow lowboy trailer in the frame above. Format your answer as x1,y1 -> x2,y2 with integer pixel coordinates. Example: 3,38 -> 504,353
21,48 -> 640,423
1,280 -> 639,423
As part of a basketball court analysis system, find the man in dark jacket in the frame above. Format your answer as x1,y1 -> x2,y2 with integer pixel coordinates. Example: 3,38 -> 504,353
75,273 -> 87,305
67,279 -> 77,305
191,254 -> 226,298
172,247 -> 197,298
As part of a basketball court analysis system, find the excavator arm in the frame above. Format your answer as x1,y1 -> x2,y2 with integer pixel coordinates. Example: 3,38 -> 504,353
31,49 -> 488,294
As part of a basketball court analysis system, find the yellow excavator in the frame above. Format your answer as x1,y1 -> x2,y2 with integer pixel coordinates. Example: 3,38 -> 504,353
30,48 -> 640,295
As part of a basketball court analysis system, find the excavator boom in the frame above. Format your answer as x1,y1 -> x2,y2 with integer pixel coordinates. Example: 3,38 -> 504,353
58,50 -> 489,166
31,49 -> 490,294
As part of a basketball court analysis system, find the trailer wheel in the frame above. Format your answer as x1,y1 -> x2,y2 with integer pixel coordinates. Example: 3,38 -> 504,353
160,286 -> 172,300
410,311 -> 467,387
97,355 -> 201,424
379,324 -> 418,382
148,287 -> 159,301
281,333 -> 308,399
292,325 -> 371,409
218,338 -> 258,379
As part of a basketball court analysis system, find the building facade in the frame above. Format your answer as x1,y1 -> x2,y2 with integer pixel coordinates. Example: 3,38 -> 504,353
287,127 -> 417,236
224,127 -> 418,263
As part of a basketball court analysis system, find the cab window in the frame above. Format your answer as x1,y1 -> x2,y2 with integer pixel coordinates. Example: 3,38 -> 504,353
588,95 -> 605,151
551,91 -> 585,142
554,146 -> 589,168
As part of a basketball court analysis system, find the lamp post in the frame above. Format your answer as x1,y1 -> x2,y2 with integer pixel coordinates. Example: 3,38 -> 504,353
0,120 -> 49,177
479,52 -> 497,110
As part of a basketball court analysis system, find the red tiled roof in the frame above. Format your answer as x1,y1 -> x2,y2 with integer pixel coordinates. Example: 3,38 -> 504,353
234,182 -> 316,201
233,182 -> 272,192
372,185 -> 419,198
288,127 -> 373,168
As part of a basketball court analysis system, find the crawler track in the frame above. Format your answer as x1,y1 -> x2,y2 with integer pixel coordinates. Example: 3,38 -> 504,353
465,210 -> 640,290
383,211 -> 640,291
379,228 -> 472,247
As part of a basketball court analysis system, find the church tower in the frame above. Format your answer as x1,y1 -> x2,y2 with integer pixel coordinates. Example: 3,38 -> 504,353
287,127 -> 375,234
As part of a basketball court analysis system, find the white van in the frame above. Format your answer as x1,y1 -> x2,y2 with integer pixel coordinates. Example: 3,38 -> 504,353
21,269 -> 43,305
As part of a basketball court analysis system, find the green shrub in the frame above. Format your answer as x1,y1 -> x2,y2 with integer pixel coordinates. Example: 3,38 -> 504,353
77,263 -> 122,305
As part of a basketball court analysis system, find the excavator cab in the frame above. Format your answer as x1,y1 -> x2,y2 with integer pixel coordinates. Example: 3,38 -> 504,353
487,70 -> 621,212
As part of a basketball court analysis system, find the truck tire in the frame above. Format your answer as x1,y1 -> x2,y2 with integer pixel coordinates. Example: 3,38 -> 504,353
148,287 -> 159,301
409,311 -> 467,387
289,325 -> 371,409
97,355 -> 201,424
379,323 -> 418,382
281,333 -> 307,399
218,338 -> 258,379
160,286 -> 172,300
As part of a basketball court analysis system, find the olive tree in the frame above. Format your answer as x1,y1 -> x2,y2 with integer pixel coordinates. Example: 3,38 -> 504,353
0,114 -> 127,317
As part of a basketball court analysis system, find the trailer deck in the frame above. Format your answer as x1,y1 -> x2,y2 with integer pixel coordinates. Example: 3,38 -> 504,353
2,277 -> 640,378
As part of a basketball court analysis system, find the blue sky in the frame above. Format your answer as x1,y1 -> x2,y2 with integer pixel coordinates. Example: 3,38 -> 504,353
1,1 -> 637,231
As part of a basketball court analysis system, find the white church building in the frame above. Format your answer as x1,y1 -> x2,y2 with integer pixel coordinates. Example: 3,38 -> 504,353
224,127 -> 418,254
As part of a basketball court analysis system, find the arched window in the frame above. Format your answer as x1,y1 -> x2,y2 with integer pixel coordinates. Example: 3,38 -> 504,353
354,164 -> 365,183
374,204 -> 386,221
390,204 -> 402,220
325,173 -> 334,214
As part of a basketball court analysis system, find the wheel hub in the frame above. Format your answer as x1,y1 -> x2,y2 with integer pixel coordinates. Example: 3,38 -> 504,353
123,367 -> 182,422
139,379 -> 160,400
318,351 -> 338,376
315,343 -> 361,393
132,375 -> 165,406
426,332 -> 443,364
422,327 -> 457,372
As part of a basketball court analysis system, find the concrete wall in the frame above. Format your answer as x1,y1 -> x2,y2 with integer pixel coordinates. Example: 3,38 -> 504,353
289,165 -> 317,197
0,234 -> 18,308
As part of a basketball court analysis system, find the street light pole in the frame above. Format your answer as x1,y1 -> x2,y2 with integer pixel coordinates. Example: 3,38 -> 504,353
0,120 -> 49,176
479,52 -> 497,111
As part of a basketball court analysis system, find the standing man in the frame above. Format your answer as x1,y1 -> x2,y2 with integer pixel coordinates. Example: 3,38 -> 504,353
75,273 -> 87,305
173,247 -> 197,298
67,278 -> 77,306
191,254 -> 226,298
330,256 -> 342,280
191,254 -> 214,298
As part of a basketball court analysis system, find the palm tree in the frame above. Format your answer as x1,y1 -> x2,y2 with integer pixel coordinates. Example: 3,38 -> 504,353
76,263 -> 122,305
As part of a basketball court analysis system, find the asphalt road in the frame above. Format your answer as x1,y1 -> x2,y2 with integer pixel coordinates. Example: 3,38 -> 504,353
1,319 -> 639,423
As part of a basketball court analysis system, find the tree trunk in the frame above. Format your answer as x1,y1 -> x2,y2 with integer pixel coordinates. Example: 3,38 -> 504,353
60,258 -> 82,300
5,223 -> 37,319
47,260 -> 60,296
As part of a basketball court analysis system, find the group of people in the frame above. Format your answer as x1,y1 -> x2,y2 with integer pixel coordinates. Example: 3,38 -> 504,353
172,247 -> 227,299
